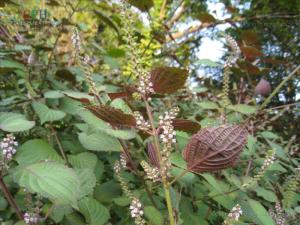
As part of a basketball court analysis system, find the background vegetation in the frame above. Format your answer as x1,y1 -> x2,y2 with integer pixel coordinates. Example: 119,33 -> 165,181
0,0 -> 299,224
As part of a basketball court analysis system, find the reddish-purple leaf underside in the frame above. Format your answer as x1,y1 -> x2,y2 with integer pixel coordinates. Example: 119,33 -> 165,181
85,105 -> 136,127
173,119 -> 201,134
150,67 -> 189,94
183,124 -> 248,173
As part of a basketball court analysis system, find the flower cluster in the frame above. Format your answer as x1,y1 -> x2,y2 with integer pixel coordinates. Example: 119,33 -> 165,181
223,204 -> 242,225
269,202 -> 286,225
159,107 -> 179,147
130,198 -> 146,225
23,212 -> 39,224
159,107 -> 179,178
261,150 -> 276,170
283,166 -> 300,208
120,153 -> 128,169
137,73 -> 154,98
1,134 -> 18,161
134,111 -> 151,131
224,34 -> 241,68
141,161 -> 160,182
71,27 -> 81,51
243,150 -> 275,188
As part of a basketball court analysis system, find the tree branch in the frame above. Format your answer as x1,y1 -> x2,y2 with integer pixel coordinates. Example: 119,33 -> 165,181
166,13 -> 300,42
166,1 -> 185,27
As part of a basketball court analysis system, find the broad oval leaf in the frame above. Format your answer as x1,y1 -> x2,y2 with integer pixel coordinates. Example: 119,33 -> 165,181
78,131 -> 122,152
16,139 -> 63,166
150,67 -> 189,94
14,162 -> 80,205
32,102 -> 66,124
0,112 -> 35,132
183,125 -> 248,173
78,197 -> 110,225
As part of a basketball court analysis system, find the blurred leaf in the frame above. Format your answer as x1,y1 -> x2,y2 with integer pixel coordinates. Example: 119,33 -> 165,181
198,101 -> 219,109
94,10 -> 119,36
127,0 -> 154,11
196,59 -> 221,67
68,152 -> 98,170
241,30 -> 259,46
78,131 -> 122,152
173,119 -> 200,134
198,12 -> 216,23
85,105 -> 136,127
254,186 -> 277,202
76,169 -> 96,198
241,46 -> 263,59
78,197 -> 109,225
0,112 -> 35,132
227,104 -> 257,114
44,90 -> 64,98
247,199 -> 276,225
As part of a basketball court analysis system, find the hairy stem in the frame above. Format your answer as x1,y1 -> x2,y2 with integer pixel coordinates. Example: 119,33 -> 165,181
0,177 -> 23,220
144,99 -> 175,225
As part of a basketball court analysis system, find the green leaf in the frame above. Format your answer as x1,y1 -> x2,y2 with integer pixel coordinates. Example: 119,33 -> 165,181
0,112 -> 35,132
50,204 -> 73,223
64,212 -> 86,225
254,187 -> 277,202
32,102 -> 66,124
68,152 -> 98,170
14,162 -> 80,205
127,0 -> 154,11
0,59 -> 26,71
16,139 -> 63,166
171,153 -> 195,184
247,199 -> 276,225
44,90 -> 64,99
94,181 -> 121,203
76,169 -> 96,199
110,99 -> 132,114
227,104 -> 257,115
78,131 -> 122,152
144,206 -> 164,225
78,197 -> 110,225
260,131 -> 279,139
196,59 -> 221,67
198,101 -> 219,109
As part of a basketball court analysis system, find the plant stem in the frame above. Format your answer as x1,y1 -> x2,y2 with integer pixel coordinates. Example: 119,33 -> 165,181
259,65 -> 300,110
0,177 -> 23,220
48,125 -> 70,166
144,99 -> 175,225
